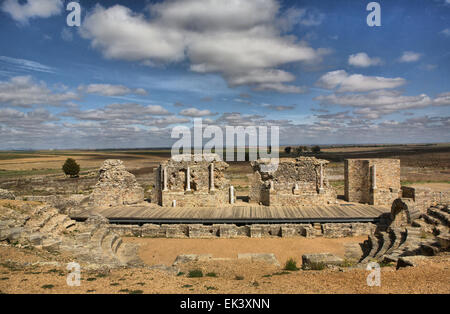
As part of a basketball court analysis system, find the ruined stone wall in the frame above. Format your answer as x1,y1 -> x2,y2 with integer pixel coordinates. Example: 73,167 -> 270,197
153,154 -> 231,207
249,157 -> 336,206
345,159 -> 401,206
401,186 -> 450,214
89,160 -> 144,208
108,222 -> 375,238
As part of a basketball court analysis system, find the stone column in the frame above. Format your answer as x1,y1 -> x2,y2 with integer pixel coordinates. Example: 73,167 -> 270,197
163,166 -> 168,191
210,162 -> 215,191
319,163 -> 324,191
186,166 -> 191,191
269,180 -> 274,191
293,183 -> 299,194
229,186 -> 235,204
172,199 -> 176,207
372,164 -> 377,189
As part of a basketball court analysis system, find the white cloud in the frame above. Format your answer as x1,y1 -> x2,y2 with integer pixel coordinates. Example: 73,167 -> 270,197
80,1 -> 322,93
441,28 -> 450,36
179,107 -> 217,117
0,76 -> 78,107
348,52 -> 382,67
316,70 -> 405,92
0,56 -> 55,73
1,0 -> 63,23
78,84 -> 147,97
433,92 -> 450,106
398,51 -> 422,63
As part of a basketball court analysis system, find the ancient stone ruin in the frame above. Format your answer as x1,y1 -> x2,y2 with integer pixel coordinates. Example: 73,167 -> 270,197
344,158 -> 401,206
152,154 -> 232,207
249,157 -> 336,206
89,159 -> 144,208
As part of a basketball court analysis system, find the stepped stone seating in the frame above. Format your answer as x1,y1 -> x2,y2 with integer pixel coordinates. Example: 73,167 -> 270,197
352,203 -> 449,264
0,200 -> 142,268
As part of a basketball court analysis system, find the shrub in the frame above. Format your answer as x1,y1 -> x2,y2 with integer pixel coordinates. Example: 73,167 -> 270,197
312,145 -> 321,153
284,258 -> 300,271
62,158 -> 80,178
187,269 -> 203,278
206,272 -> 217,277
41,284 -> 54,289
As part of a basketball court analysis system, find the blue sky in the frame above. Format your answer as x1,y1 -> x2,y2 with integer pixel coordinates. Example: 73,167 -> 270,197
0,0 -> 449,149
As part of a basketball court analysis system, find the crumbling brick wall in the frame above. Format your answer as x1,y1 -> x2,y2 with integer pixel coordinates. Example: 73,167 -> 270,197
152,154 -> 231,207
249,157 -> 336,206
344,159 -> 401,206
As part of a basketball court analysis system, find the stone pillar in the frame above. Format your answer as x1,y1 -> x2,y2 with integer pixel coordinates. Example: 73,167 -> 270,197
293,182 -> 299,194
372,164 -> 377,189
319,163 -> 324,191
186,166 -> 191,191
229,186 -> 235,204
163,166 -> 168,191
269,180 -> 274,191
210,162 -> 215,191
172,199 -> 176,207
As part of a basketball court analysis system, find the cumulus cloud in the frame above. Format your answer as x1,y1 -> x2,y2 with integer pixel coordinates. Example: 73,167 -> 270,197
179,107 -> 217,117
316,70 -> 405,92
1,0 -> 63,23
348,52 -> 382,67
79,1 -> 323,93
0,76 -> 78,107
78,84 -> 147,97
398,51 -> 422,63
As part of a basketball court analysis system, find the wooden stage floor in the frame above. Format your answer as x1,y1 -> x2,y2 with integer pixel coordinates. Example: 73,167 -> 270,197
72,202 -> 391,224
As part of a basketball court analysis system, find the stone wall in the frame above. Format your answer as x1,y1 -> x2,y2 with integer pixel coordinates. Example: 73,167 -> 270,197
108,222 -> 375,238
401,186 -> 450,214
345,159 -> 401,206
249,157 -> 336,206
89,160 -> 144,208
152,154 -> 232,207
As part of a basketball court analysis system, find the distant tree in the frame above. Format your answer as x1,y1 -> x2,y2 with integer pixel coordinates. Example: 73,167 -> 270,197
295,146 -> 308,156
284,146 -> 292,154
312,145 -> 321,153
62,158 -> 80,178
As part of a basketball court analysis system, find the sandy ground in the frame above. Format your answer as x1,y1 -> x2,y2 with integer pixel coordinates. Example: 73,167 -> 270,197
124,237 -> 368,266
1,239 -> 449,294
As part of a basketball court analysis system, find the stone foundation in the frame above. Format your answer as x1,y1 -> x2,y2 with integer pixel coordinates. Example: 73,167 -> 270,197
108,222 -> 375,239
401,186 -> 450,214
345,158 -> 401,206
249,157 -> 336,206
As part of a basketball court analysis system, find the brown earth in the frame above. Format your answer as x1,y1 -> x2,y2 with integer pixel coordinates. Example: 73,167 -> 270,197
1,240 -> 449,294
124,237 -> 368,266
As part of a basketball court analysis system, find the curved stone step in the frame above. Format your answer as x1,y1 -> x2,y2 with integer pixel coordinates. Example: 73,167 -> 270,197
40,214 -> 70,233
112,237 -> 122,254
422,213 -> 441,226
101,232 -> 120,262
374,232 -> 392,258
428,207 -> 450,227
385,228 -> 405,255
25,210 -> 59,231
360,234 -> 380,263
